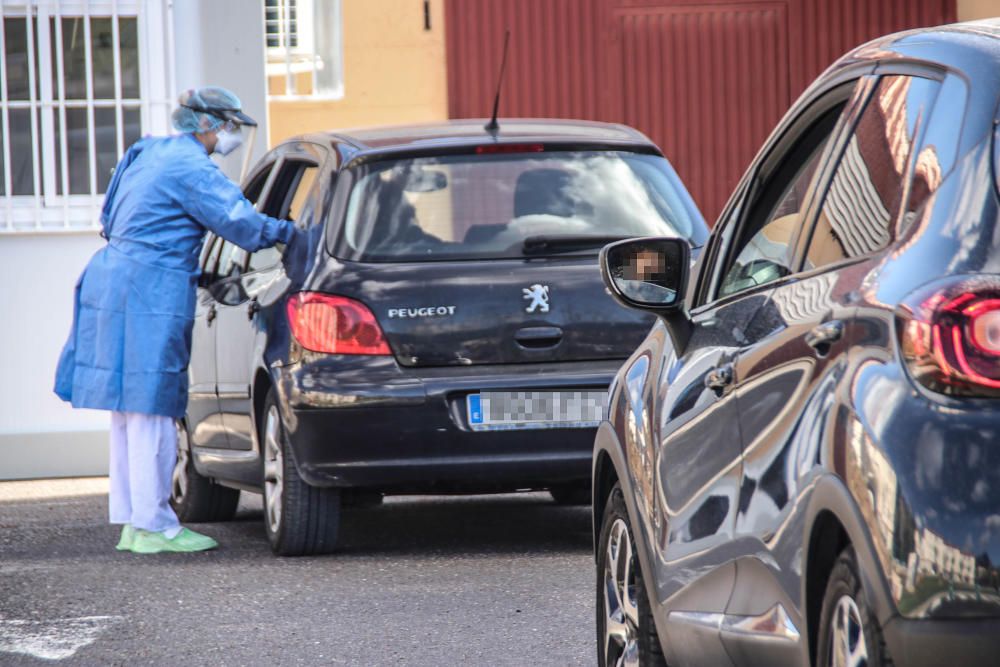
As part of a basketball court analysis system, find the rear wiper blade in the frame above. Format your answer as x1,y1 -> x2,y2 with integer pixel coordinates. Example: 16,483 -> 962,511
522,235 -> 630,255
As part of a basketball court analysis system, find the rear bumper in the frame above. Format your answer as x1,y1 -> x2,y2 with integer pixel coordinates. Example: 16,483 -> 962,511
883,615 -> 1000,667
277,355 -> 622,490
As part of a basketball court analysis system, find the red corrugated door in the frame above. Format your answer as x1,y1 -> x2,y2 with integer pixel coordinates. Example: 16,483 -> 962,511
444,0 -> 957,222
613,3 -> 790,222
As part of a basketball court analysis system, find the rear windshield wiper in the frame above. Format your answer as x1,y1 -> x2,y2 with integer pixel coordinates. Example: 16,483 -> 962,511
522,235 -> 631,255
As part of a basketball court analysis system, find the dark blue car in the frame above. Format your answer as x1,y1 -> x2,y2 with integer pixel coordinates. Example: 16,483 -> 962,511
593,20 -> 1000,667
169,119 -> 707,556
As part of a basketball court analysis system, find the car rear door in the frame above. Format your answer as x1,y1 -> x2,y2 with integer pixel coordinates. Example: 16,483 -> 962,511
721,73 -> 944,666
214,144 -> 326,451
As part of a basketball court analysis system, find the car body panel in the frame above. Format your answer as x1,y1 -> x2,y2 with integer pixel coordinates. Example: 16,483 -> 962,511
306,256 -> 657,368
595,20 -> 1000,667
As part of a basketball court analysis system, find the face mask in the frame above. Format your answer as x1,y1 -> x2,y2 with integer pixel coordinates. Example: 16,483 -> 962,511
214,128 -> 243,156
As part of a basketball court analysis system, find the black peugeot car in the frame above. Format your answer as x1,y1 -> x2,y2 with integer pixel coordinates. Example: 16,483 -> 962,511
168,119 -> 707,556
593,20 -> 1000,667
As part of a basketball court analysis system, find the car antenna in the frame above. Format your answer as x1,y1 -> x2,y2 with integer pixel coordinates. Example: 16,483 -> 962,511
484,29 -> 511,135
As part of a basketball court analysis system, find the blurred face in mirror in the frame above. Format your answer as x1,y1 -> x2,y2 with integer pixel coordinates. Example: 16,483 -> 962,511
610,243 -> 681,306
624,249 -> 666,281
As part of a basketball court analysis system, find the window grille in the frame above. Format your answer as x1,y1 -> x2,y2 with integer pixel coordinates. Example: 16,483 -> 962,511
265,0 -> 342,99
0,0 -> 173,233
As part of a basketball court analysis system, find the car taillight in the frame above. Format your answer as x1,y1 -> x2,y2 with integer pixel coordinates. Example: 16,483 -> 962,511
896,276 -> 1000,397
286,293 -> 391,355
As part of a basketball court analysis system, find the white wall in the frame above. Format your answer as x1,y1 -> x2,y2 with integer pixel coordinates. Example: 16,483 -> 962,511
0,234 -> 111,479
172,0 -> 270,180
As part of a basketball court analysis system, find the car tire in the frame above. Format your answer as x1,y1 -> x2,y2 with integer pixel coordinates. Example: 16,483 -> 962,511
596,483 -> 666,667
260,389 -> 341,556
549,482 -> 591,505
170,419 -> 240,522
817,546 -> 893,667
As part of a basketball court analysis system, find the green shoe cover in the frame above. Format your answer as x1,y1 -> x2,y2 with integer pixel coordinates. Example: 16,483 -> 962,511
115,524 -> 135,551
130,527 -> 219,554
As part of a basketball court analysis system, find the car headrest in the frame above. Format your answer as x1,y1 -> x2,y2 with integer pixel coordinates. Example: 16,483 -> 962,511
513,168 -> 576,218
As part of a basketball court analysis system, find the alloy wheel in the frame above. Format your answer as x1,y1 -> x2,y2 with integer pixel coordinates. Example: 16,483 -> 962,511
262,405 -> 284,534
603,518 -> 640,667
829,594 -> 868,667
171,420 -> 189,505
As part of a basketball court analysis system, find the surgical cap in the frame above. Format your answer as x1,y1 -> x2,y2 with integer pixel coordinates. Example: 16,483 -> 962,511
171,86 -> 257,133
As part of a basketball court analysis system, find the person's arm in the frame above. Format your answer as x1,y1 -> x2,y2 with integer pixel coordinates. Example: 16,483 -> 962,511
181,163 -> 295,252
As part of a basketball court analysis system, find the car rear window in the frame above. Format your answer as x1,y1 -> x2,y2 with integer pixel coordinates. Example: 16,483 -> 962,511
337,150 -> 705,262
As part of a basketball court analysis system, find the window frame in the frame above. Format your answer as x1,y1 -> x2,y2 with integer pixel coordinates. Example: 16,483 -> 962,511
0,1 -> 174,233
241,144 -> 326,275
265,0 -> 344,100
790,67 -> 948,280
691,76 -> 874,312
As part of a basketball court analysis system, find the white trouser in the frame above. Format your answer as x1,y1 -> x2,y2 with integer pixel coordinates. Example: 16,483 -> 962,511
108,411 -> 182,537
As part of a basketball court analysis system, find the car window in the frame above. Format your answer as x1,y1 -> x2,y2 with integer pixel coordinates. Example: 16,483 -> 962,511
899,74 -> 958,238
338,150 -> 706,262
286,165 -> 318,223
246,163 -> 319,273
718,106 -> 843,298
803,75 -> 941,271
216,239 -> 243,280
200,234 -> 222,276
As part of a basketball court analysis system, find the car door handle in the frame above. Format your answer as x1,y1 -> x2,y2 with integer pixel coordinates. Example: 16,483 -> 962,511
705,364 -> 734,392
806,320 -> 843,353
247,298 -> 260,320
206,303 -> 217,325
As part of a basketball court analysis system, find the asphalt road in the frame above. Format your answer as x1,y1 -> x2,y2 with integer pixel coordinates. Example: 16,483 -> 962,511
0,479 -> 595,666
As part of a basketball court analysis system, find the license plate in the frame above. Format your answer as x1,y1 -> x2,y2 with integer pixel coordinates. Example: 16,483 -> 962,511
466,390 -> 607,431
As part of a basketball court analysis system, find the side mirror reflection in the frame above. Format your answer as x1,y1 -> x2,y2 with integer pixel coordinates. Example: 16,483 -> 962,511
601,237 -> 689,310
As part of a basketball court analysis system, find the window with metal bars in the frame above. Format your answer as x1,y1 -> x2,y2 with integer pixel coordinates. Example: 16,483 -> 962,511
265,0 -> 342,99
0,1 -> 172,233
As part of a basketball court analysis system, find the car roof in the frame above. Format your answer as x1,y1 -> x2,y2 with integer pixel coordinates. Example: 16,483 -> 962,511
830,18 -> 1000,85
288,119 -> 661,167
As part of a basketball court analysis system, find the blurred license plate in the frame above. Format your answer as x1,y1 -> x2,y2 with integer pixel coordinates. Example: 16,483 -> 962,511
466,390 -> 607,431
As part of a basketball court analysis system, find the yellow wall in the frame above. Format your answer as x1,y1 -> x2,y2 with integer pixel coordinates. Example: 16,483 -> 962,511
267,0 -> 449,145
957,0 -> 1000,20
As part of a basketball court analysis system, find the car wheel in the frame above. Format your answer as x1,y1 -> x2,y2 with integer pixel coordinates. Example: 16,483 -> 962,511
817,546 -> 892,667
596,483 -> 666,667
170,419 -> 240,522
261,389 -> 341,556
549,482 -> 591,505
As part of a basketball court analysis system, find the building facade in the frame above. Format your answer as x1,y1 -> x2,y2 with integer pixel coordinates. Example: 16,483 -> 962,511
0,0 -> 270,479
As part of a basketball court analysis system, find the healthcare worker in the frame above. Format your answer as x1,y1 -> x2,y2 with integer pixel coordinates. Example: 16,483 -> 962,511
54,86 -> 301,554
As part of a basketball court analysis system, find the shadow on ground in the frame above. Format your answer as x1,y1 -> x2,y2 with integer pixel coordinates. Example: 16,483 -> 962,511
0,489 -> 593,560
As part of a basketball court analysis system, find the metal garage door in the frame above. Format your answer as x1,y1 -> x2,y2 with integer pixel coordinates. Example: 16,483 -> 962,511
445,0 -> 957,222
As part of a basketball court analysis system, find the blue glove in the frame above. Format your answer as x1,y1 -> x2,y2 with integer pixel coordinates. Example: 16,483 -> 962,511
282,226 -> 311,285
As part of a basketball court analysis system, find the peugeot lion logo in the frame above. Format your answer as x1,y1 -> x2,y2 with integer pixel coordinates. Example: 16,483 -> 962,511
523,284 -> 550,313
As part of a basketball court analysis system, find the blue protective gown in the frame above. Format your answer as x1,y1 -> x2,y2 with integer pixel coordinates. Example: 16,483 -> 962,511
54,133 -> 295,418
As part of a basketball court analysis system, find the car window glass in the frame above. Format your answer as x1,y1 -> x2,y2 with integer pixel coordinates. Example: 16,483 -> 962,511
286,165 -> 318,223
899,75 -> 958,237
340,151 -> 704,262
718,107 -> 842,298
804,75 -> 940,270
200,234 -> 222,275
244,163 -> 275,209
216,239 -> 243,280
246,163 -> 319,273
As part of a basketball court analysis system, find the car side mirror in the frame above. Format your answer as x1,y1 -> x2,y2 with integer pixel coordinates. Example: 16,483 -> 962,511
601,237 -> 692,351
601,237 -> 689,310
